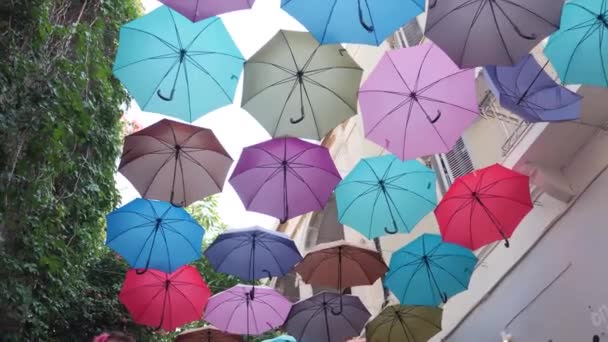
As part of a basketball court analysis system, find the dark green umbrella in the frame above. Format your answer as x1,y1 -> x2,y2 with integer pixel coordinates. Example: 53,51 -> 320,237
366,305 -> 442,342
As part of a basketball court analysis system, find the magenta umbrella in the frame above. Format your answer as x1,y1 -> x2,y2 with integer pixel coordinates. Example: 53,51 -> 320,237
229,137 -> 341,223
358,42 -> 479,160
159,0 -> 256,22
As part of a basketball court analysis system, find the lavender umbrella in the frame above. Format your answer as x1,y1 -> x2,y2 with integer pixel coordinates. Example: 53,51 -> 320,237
229,137 -> 341,223
358,43 -> 478,160
484,54 -> 582,123
160,0 -> 256,22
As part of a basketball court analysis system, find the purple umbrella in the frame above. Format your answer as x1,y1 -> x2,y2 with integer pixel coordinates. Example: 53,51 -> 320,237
484,54 -> 582,123
358,42 -> 478,160
159,0 -> 256,22
229,137 -> 341,223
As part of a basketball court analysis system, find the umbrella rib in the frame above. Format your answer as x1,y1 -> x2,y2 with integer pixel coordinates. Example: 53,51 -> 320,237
413,44 -> 435,91
566,2 -> 599,17
361,159 -> 382,180
158,225 -> 173,272
242,75 -> 298,105
182,55 -> 194,121
145,198 -> 161,217
207,239 -> 252,271
478,174 -> 528,192
302,75 -> 358,113
106,221 -> 156,244
253,296 -> 288,322
139,153 -> 176,199
478,193 -> 532,207
458,0 -> 488,65
181,150 -> 223,191
120,283 -> 163,296
498,0 -> 558,27
271,79 -> 300,136
301,44 -> 321,72
425,0 -> 481,33
367,187 -> 383,238
187,51 -> 244,60
386,53 -> 413,93
296,306 -> 326,338
119,149 -> 174,170
249,146 -> 283,163
185,56 -> 233,101
337,186 -> 379,221
161,222 -> 201,256
108,210 -> 156,222
168,9 -> 184,49
280,30 -> 301,70
417,69 -> 472,95
245,167 -> 284,208
286,166 -> 324,208
385,170 -> 435,183
563,23 -> 600,82
141,57 -> 181,109
257,240 -> 287,275
287,145 -> 320,162
246,61 -> 296,75
340,308 -> 363,334
184,17 -> 222,50
394,262 -> 426,304
319,0 -> 339,43
384,183 -> 436,207
413,100 -> 450,150
133,286 -> 166,321
113,53 -> 179,72
428,259 -> 470,289
488,1 -> 515,64
599,26 -> 608,86
439,198 -> 474,238
224,300 -> 248,331
365,97 -> 413,136
301,80 -> 323,140
400,101 -> 415,159
122,27 -> 179,52
403,311 -> 443,331
304,66 -> 363,76
416,95 -> 479,114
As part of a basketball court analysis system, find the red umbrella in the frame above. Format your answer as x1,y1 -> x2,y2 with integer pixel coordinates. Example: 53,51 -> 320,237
119,265 -> 211,331
434,164 -> 532,250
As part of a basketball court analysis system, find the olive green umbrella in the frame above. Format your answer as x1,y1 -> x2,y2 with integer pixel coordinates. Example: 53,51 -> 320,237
366,305 -> 442,342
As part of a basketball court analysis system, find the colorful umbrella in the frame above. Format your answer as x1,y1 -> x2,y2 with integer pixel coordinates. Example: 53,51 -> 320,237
176,326 -> 243,342
358,43 -> 478,160
484,54 -> 582,123
285,292 -> 371,342
384,234 -> 477,306
160,0 -> 256,22
434,163 -> 533,249
263,335 -> 297,342
366,305 -> 442,342
425,0 -> 564,68
119,266 -> 211,331
241,30 -> 362,140
335,155 -> 436,239
113,6 -> 244,122
229,137 -> 341,223
544,0 -> 608,87
106,198 -> 204,273
119,119 -> 233,207
281,0 -> 424,45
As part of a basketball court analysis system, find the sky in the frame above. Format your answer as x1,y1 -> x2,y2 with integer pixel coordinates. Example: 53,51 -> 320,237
117,0 -> 306,229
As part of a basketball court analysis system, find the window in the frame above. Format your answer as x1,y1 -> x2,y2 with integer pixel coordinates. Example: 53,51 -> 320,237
391,19 -> 424,49
431,137 -> 474,194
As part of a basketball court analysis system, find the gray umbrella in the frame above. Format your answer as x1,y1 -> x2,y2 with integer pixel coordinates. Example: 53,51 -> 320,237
425,0 -> 565,68
241,30 -> 363,140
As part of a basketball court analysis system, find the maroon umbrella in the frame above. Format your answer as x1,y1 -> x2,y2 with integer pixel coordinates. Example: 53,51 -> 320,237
119,119 -> 232,207
176,326 -> 243,342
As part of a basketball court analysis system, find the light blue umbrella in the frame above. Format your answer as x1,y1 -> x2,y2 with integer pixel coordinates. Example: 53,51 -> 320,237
263,335 -> 297,342
281,0 -> 425,45
335,155 -> 436,239
545,0 -> 608,87
385,234 -> 477,307
113,6 -> 244,122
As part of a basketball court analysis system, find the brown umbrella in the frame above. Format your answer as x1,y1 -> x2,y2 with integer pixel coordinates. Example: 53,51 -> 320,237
175,326 -> 243,342
119,119 -> 232,207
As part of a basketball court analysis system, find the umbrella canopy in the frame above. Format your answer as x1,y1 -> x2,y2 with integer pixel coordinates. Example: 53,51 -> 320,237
280,0 -> 424,46
425,0 -> 564,68
544,0 -> 608,87
229,137 -> 341,223
435,163 -> 533,249
176,326 -> 244,342
241,30 -> 362,140
204,285 -> 292,335
113,6 -> 244,122
263,335 -> 297,342
335,155 -> 437,239
358,43 -> 478,160
119,266 -> 211,331
204,226 -> 302,281
385,234 -> 477,306
484,54 -> 582,123
285,292 -> 371,342
366,305 -> 442,342
119,119 -> 233,207
106,198 -> 204,273
160,0 -> 256,22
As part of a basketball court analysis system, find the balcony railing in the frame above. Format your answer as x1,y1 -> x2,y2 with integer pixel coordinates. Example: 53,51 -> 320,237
501,121 -> 532,156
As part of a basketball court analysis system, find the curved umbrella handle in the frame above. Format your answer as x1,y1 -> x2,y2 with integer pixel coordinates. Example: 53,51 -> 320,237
262,269 -> 273,279
331,294 -> 344,315
384,225 -> 398,234
135,267 -> 149,275
157,88 -> 175,101
504,238 -> 510,248
441,292 -> 448,304
429,110 -> 441,124
429,0 -> 438,9
357,0 -> 375,32
508,21 -> 537,40
290,108 -> 305,124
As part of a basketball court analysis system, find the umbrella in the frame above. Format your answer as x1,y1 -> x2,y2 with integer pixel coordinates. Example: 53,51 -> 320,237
384,234 -> 477,306
434,163 -> 533,249
106,198 -> 204,273
358,43 -> 478,160
285,292 -> 371,342
204,285 -> 292,335
160,0 -> 256,22
484,54 -> 582,123
119,265 -> 211,331
263,335 -> 297,342
176,326 -> 244,342
241,30 -> 362,140
335,155 -> 437,239
280,0 -> 425,46
544,0 -> 608,87
366,305 -> 442,342
119,119 -> 233,207
229,137 -> 341,223
425,0 -> 564,68
113,6 -> 244,122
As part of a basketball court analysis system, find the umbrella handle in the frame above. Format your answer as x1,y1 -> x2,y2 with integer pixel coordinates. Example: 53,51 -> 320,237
441,292 -> 448,304
331,294 -> 344,315
428,110 -> 441,124
157,88 -> 175,101
504,239 -> 510,248
384,225 -> 398,234
290,109 -> 305,124
357,0 -> 374,32
135,267 -> 148,275
429,0 -> 437,9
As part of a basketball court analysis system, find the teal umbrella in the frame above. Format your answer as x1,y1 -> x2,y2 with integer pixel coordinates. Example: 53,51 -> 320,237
263,335 -> 296,342
335,155 -> 437,239
113,6 -> 244,122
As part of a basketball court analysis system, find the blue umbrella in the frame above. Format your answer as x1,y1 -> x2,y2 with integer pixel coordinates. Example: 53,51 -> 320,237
484,54 -> 582,123
113,6 -> 244,122
281,0 -> 425,45
385,234 -> 477,306
335,155 -> 437,239
106,198 -> 204,273
263,335 -> 297,342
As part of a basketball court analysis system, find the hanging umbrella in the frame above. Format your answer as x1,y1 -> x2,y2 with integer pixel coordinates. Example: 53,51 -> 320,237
263,335 -> 297,342
335,155 -> 437,239
241,30 -> 362,140
358,42 -> 478,160
229,137 -> 341,223
113,6 -> 244,122
425,0 -> 564,68
434,163 -> 533,249
106,198 -> 204,273
484,54 -> 582,123
176,326 -> 244,342
384,234 -> 477,306
366,305 -> 442,342
281,0 -> 424,46
160,0 -> 256,22
285,292 -> 371,342
544,0 -> 608,87
119,119 -> 233,207
119,265 -> 211,331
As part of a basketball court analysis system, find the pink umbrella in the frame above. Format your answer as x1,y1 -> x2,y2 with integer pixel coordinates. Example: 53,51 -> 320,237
358,42 -> 479,160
